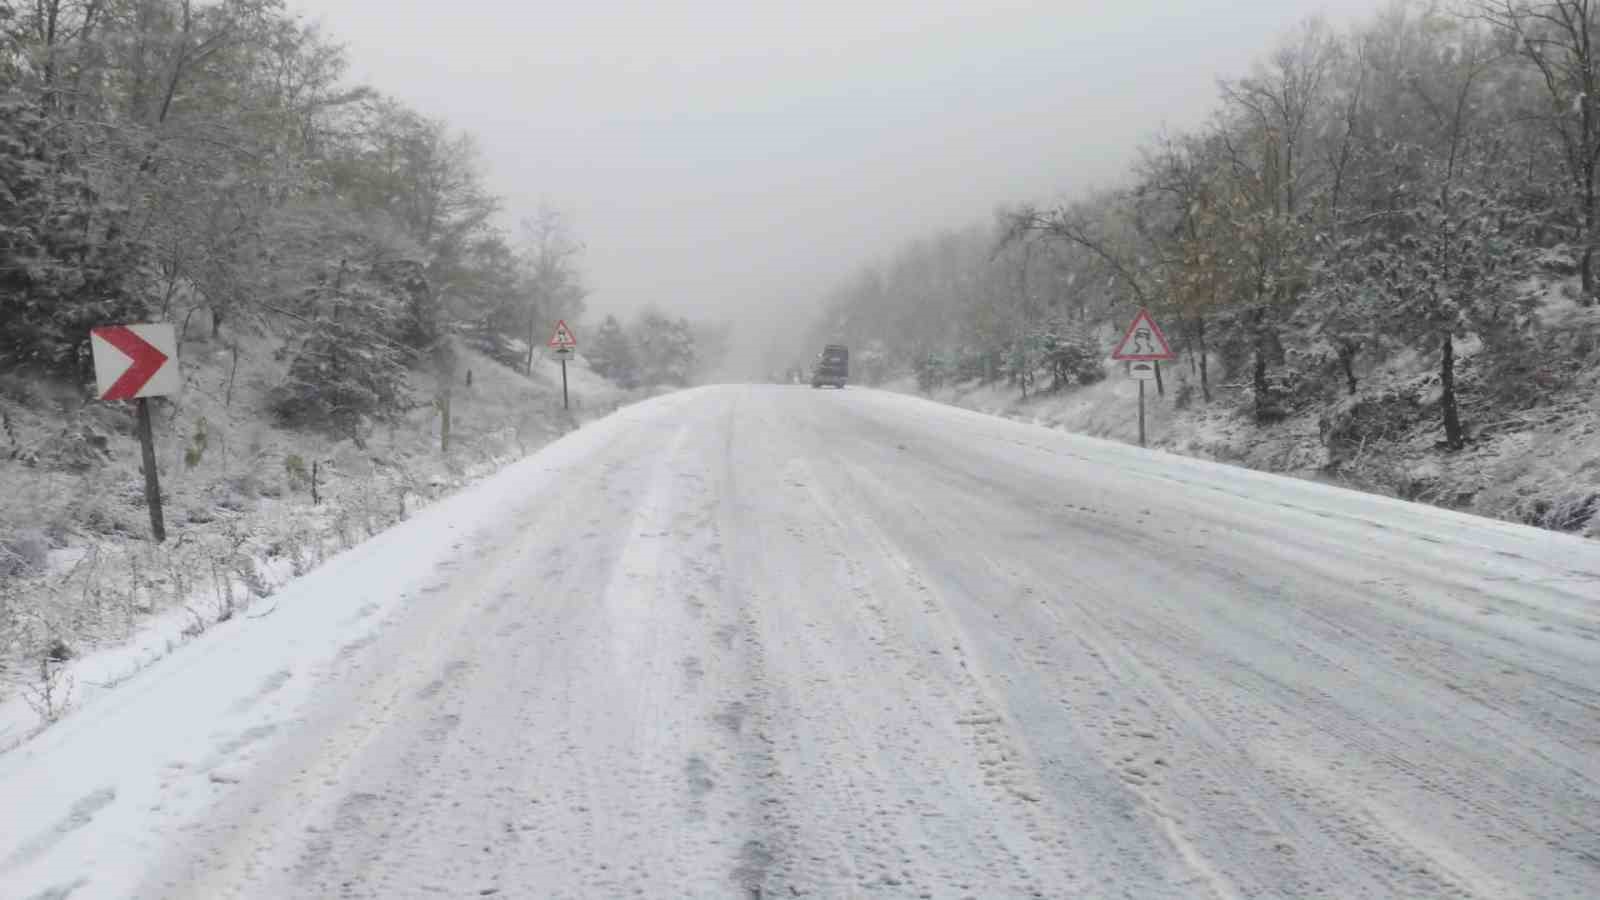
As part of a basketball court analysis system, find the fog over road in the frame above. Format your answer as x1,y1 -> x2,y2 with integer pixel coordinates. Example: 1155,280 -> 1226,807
4,385 -> 1599,899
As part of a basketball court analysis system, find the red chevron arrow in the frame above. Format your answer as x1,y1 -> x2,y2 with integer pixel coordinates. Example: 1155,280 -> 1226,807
93,326 -> 170,401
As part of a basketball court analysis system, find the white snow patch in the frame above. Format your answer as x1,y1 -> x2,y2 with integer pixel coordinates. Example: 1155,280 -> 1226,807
0,391 -> 698,898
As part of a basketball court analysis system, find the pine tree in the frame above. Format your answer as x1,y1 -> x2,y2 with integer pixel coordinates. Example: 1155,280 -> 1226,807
660,318 -> 698,386
270,263 -> 416,442
1038,320 -> 1105,389
630,309 -> 698,386
588,315 -> 638,388
0,95 -> 146,378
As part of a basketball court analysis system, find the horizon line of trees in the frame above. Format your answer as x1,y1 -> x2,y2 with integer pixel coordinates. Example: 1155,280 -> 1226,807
809,0 -> 1600,450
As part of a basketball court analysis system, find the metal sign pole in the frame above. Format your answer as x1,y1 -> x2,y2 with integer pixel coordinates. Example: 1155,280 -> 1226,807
561,356 -> 570,411
1138,379 -> 1146,448
136,397 -> 166,542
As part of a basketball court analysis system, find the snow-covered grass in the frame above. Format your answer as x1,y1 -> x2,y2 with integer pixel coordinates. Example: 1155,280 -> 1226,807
0,332 -> 637,750
0,393 -> 695,897
879,338 -> 1600,542
883,365 -> 1220,459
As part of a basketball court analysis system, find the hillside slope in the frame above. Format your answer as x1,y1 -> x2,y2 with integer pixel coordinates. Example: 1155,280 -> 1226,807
885,320 -> 1600,541
0,326 -> 628,747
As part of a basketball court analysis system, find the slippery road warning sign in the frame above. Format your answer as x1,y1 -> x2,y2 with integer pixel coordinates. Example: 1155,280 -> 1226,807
548,320 -> 577,411
91,323 -> 180,401
548,320 -> 578,350
1111,309 -> 1174,449
1111,309 -> 1175,362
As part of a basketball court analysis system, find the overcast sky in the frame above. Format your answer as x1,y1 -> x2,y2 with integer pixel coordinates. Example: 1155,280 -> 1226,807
295,0 -> 1389,359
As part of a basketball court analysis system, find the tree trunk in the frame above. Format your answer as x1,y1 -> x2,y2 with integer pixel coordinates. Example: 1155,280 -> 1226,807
1440,331 -> 1464,450
1585,185 -> 1597,305
225,342 -> 239,408
526,309 -> 536,376
1153,358 -> 1164,397
1253,349 -> 1269,419
440,390 -> 451,454
1251,309 -> 1271,421
1196,317 -> 1211,403
1338,340 -> 1358,396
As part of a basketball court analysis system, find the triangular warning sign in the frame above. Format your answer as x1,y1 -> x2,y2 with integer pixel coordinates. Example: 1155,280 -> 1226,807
548,319 -> 578,349
1111,308 -> 1175,361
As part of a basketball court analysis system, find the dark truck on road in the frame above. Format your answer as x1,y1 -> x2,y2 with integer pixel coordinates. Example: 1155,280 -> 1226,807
811,344 -> 849,388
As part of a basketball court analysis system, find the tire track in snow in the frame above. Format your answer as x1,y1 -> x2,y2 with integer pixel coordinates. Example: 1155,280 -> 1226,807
135,414 -> 689,899
811,441 -> 1202,898
813,386 -> 1600,898
719,395 -> 1086,897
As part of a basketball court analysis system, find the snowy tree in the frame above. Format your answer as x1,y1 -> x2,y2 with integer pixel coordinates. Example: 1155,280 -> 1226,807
1208,22 -> 1335,421
270,259 -> 417,443
588,315 -> 638,388
1305,258 -> 1385,397
914,349 -> 948,394
518,207 -> 587,375
0,93 -> 146,378
0,0 -> 585,401
689,319 -> 733,380
631,309 -> 698,387
855,340 -> 892,385
1481,0 -> 1600,304
656,317 -> 698,386
1353,179 -> 1537,448
455,232 -> 530,368
768,0 -> 1600,529
1038,321 -> 1105,389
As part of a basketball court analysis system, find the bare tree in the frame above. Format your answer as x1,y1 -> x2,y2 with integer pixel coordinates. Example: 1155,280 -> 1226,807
1480,0 -> 1600,302
519,205 -> 586,375
1220,18 -> 1340,219
1206,19 -> 1339,420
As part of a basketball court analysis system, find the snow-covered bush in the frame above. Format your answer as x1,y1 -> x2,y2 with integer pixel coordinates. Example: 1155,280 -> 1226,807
271,276 -> 417,440
1039,325 -> 1105,389
915,351 -> 948,394
855,340 -> 893,386
1318,388 -> 1426,467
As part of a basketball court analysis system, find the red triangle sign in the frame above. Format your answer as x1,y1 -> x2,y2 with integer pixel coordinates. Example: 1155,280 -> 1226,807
548,320 -> 577,349
1111,308 -> 1175,361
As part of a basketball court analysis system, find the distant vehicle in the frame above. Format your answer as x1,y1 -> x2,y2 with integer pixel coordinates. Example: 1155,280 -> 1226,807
811,344 -> 849,389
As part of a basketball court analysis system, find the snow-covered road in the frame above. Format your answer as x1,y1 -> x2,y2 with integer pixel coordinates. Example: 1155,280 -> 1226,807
4,385 -> 1600,899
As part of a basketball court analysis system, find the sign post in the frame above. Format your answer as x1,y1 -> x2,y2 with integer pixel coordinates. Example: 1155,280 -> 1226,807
1110,309 -> 1174,448
1138,379 -> 1146,446
548,320 -> 578,411
91,324 -> 180,542
135,397 -> 163,541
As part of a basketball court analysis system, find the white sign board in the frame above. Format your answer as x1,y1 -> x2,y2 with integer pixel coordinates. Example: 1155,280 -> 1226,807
1128,361 -> 1157,381
90,323 -> 180,400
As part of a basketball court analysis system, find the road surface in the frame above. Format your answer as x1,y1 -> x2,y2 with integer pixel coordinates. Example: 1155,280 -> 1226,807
4,385 -> 1600,899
